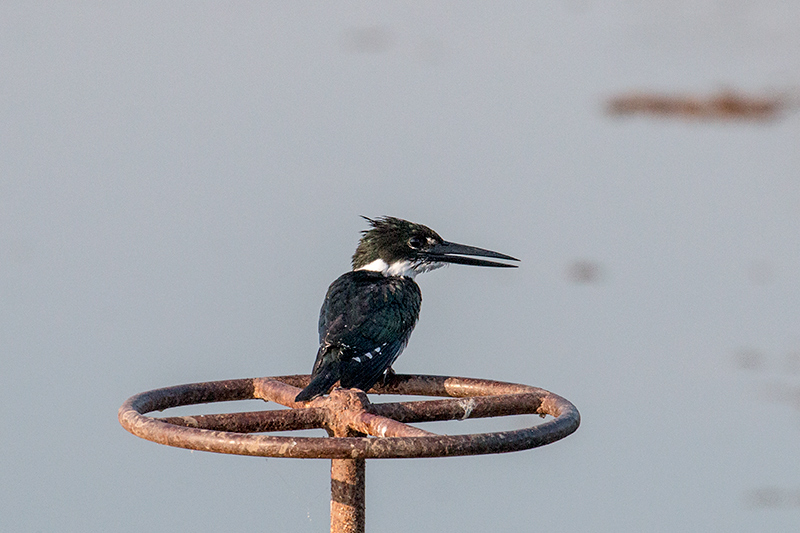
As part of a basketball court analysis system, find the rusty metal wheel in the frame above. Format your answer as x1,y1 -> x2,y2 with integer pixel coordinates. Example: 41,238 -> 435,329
119,373 -> 579,458
119,374 -> 579,533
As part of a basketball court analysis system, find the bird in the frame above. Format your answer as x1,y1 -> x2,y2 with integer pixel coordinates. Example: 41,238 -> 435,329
294,216 -> 519,402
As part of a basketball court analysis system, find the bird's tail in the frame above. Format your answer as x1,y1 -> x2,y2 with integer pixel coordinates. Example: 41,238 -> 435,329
295,361 -> 341,402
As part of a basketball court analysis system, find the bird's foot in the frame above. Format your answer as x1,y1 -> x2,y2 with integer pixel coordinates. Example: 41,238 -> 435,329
381,367 -> 397,386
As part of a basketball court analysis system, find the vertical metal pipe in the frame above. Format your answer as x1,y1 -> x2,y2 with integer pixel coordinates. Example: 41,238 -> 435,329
330,458 -> 365,533
326,388 -> 369,533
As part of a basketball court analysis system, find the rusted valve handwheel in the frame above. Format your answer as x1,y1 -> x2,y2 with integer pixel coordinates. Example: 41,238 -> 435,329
119,374 -> 579,459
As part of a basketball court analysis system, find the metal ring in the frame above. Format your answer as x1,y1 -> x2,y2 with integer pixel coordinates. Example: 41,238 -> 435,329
118,374 -> 580,459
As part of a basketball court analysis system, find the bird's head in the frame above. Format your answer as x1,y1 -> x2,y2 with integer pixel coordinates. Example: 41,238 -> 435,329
352,216 -> 519,278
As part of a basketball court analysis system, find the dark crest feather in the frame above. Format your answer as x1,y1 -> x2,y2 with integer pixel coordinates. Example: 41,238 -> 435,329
351,216 -> 442,269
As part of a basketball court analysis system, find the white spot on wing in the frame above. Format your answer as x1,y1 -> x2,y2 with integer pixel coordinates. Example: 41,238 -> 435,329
352,356 -> 361,363
365,342 -> 387,360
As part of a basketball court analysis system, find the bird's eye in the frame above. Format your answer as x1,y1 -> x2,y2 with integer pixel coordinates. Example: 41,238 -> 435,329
408,235 -> 425,249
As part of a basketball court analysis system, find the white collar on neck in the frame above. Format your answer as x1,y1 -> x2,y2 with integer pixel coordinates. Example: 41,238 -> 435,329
356,258 -> 445,278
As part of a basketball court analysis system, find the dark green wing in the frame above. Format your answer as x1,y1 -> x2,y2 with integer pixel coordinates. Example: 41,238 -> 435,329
296,270 -> 421,401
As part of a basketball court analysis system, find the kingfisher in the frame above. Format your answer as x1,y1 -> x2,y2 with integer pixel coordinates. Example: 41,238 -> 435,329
295,216 -> 518,402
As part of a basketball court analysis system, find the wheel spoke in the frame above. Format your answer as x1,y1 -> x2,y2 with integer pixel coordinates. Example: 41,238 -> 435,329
157,407 -> 326,433
346,410 -> 436,437
369,392 -> 551,425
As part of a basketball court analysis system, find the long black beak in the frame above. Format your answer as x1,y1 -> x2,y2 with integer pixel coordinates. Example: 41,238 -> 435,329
426,241 -> 520,268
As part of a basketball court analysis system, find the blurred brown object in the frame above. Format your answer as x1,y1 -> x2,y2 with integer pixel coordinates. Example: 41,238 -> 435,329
606,90 -> 789,121
565,260 -> 603,284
